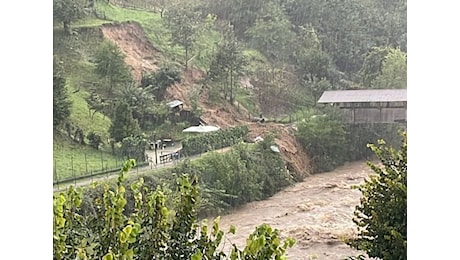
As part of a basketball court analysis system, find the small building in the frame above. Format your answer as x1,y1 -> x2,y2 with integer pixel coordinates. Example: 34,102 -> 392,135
317,89 -> 407,123
166,100 -> 184,112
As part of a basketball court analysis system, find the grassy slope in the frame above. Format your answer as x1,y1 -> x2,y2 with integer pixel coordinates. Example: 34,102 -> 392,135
53,133 -> 123,181
54,19 -> 116,180
53,2 -> 262,181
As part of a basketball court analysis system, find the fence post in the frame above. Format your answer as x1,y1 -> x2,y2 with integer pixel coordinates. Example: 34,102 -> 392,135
54,159 -> 59,190
100,150 -> 104,172
85,153 -> 88,174
72,156 -> 76,186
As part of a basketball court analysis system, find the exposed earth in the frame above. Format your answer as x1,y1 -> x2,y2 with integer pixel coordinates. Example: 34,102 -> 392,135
100,21 -> 372,259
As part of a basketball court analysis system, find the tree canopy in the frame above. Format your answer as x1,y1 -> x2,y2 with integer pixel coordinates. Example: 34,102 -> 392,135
53,76 -> 72,128
109,101 -> 141,142
163,2 -> 203,68
347,131 -> 407,259
94,40 -> 132,96
53,0 -> 87,34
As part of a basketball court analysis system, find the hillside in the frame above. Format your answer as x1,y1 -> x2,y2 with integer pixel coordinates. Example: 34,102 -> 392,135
100,20 -> 311,178
53,0 -> 406,183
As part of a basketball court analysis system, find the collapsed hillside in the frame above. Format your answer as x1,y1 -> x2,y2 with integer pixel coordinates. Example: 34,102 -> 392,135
100,21 -> 161,83
100,21 -> 311,179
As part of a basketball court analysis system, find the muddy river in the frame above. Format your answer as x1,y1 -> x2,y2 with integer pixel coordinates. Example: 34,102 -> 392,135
213,160 -> 375,260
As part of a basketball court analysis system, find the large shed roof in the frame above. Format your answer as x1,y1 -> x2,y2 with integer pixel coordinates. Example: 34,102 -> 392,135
317,89 -> 407,103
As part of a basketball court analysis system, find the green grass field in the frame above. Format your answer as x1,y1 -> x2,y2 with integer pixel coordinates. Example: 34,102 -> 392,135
53,134 -> 124,181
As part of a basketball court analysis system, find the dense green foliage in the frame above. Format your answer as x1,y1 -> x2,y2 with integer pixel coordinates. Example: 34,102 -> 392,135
296,107 -> 405,173
178,138 -> 294,215
296,108 -> 348,173
140,65 -> 182,100
346,131 -> 407,259
207,23 -> 247,103
53,159 -> 295,259
53,75 -> 72,128
109,102 -> 141,142
119,135 -> 147,163
372,48 -> 407,89
163,2 -> 203,68
94,40 -> 132,96
181,125 -> 249,156
53,57 -> 72,128
53,0 -> 87,34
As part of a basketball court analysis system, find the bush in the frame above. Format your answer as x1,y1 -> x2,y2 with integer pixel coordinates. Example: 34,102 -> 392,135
53,159 -> 295,259
181,125 -> 249,156
346,131 -> 407,259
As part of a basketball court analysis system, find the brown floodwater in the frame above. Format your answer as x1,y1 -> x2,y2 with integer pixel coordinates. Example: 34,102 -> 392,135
213,160 -> 376,260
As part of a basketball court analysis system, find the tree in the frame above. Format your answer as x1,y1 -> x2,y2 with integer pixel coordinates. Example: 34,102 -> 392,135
284,0 -> 379,77
359,47 -> 391,88
163,3 -> 203,69
346,131 -> 407,259
359,47 -> 407,89
203,0 -> 278,38
53,0 -> 87,34
295,107 -> 348,173
293,26 -> 333,103
53,57 -> 72,128
294,26 -> 331,82
94,40 -> 132,95
245,3 -> 297,62
372,48 -> 407,89
208,23 -> 247,102
140,65 -> 181,100
120,135 -> 147,162
109,102 -> 140,142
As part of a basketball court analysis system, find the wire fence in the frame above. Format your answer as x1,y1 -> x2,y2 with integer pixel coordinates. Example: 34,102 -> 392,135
53,151 -> 148,186
110,0 -> 158,11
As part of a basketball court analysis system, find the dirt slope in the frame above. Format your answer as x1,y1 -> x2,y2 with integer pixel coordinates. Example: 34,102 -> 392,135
100,21 -> 161,83
100,21 -> 312,179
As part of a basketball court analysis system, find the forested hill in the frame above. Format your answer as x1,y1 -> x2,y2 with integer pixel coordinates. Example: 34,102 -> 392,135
53,0 -> 406,180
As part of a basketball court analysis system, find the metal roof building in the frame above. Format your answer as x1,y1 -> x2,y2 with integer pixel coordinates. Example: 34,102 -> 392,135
318,89 -> 407,103
317,89 -> 407,124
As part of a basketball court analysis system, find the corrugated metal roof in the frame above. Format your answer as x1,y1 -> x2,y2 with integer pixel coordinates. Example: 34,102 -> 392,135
166,100 -> 183,108
317,89 -> 407,103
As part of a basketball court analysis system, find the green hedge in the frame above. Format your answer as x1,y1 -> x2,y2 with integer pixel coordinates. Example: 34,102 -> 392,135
181,125 -> 249,156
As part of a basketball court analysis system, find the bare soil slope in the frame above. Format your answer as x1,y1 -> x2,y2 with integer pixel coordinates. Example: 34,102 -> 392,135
100,21 -> 161,83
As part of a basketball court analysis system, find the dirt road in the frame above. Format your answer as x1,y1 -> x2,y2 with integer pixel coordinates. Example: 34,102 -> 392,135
214,160 -> 375,260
